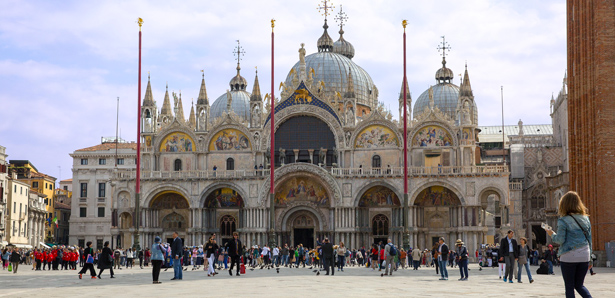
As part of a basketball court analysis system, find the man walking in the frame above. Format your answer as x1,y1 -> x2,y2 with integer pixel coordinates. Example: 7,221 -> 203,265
438,237 -> 449,280
281,244 -> 289,267
383,239 -> 396,276
412,247 -> 422,270
170,232 -> 183,280
498,230 -> 519,283
10,247 -> 21,274
225,232 -> 242,276
321,238 -> 334,276
113,247 -> 121,270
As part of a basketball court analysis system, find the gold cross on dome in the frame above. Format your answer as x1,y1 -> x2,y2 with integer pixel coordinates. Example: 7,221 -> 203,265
437,36 -> 451,58
318,0 -> 335,20
233,40 -> 245,63
335,5 -> 348,30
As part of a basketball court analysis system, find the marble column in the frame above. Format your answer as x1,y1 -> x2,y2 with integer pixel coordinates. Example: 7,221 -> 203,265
293,149 -> 299,163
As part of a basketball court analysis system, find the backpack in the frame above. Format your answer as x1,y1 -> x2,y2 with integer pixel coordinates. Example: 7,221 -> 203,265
389,244 -> 397,256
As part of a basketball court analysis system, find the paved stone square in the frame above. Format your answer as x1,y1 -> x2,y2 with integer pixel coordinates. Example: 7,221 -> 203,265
1,263 -> 613,297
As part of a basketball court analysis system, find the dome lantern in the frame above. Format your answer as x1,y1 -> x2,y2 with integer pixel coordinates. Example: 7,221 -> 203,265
332,5 -> 354,59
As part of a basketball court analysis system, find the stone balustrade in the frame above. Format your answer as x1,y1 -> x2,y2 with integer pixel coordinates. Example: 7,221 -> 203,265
113,165 -> 508,181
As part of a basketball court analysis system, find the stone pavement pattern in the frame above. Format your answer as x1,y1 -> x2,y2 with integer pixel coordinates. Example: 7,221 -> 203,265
1,264 -> 613,297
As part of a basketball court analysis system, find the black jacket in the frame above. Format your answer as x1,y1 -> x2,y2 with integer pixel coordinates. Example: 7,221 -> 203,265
225,238 -> 242,257
10,251 -> 21,262
97,247 -> 113,269
171,237 -> 183,258
499,237 -> 520,258
204,242 -> 218,258
439,243 -> 449,259
321,242 -> 334,258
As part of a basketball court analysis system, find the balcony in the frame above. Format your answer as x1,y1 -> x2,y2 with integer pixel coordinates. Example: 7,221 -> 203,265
113,165 -> 508,181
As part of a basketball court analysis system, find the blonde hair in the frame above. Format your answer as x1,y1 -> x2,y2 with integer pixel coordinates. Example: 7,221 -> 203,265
558,191 -> 589,217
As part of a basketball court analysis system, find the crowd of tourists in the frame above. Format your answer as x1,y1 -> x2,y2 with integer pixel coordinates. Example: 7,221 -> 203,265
1,191 -> 595,298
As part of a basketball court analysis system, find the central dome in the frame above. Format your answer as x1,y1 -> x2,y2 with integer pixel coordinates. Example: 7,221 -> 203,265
285,51 -> 376,108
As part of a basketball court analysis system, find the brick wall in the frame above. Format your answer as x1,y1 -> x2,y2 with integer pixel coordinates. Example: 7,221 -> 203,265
567,0 -> 615,253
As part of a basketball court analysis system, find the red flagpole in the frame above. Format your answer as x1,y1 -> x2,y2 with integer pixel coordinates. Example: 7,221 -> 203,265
402,20 -> 409,249
270,19 -> 275,197
135,18 -> 143,251
269,19 -> 276,247
403,22 -> 408,195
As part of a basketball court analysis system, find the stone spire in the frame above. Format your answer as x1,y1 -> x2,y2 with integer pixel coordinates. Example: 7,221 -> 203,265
459,63 -> 473,97
398,77 -> 411,102
251,69 -> 262,102
344,67 -> 355,98
176,91 -> 185,122
197,71 -> 209,105
188,101 -> 196,129
160,83 -> 173,117
143,74 -> 155,106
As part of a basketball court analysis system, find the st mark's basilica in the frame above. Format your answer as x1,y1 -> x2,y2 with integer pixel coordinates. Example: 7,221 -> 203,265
69,7 -> 521,255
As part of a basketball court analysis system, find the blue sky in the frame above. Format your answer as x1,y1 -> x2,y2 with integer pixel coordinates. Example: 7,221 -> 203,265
0,0 -> 566,180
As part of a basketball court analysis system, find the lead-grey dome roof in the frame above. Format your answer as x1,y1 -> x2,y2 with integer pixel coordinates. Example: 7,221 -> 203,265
413,83 -> 478,124
210,90 -> 251,123
285,51 -> 376,108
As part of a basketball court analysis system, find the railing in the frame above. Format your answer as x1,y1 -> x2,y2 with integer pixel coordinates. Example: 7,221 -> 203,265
509,181 -> 523,190
115,169 -> 271,180
332,166 -> 508,177
114,165 -> 508,181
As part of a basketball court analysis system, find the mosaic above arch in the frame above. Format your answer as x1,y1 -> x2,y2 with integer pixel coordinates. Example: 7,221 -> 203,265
412,125 -> 453,147
275,176 -> 329,207
204,188 -> 244,208
264,82 -> 341,126
150,192 -> 190,209
160,132 -> 195,152
355,125 -> 399,149
209,129 -> 251,151
358,186 -> 401,207
414,186 -> 460,206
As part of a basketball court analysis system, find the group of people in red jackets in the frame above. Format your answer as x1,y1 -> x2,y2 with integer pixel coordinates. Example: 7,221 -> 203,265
32,246 -> 80,271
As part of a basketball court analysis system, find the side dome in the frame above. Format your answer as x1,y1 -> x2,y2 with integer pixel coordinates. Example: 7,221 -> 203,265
285,51 -> 376,108
413,83 -> 460,119
333,29 -> 354,59
210,90 -> 251,122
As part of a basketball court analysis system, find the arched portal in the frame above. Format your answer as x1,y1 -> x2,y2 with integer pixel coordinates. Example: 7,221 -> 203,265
284,210 -> 320,249
118,212 -> 133,248
150,191 -> 190,241
274,116 -> 336,166
203,188 -> 244,242
414,185 -> 462,249
356,185 -> 401,246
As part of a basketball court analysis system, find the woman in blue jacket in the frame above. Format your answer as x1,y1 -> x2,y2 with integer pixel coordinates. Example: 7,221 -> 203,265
546,191 -> 592,298
151,236 -> 165,284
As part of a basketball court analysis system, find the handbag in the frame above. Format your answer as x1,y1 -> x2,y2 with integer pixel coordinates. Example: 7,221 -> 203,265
86,254 -> 94,264
569,215 -> 592,250
8,263 -> 12,272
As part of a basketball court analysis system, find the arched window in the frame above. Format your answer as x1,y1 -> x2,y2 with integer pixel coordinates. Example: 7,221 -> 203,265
372,155 -> 381,168
372,214 -> 389,236
174,159 -> 182,171
226,158 -> 235,171
162,212 -> 185,230
220,215 -> 236,236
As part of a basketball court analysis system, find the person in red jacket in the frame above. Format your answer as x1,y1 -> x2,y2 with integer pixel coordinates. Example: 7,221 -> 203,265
62,249 -> 69,270
46,250 -> 54,270
35,249 -> 43,270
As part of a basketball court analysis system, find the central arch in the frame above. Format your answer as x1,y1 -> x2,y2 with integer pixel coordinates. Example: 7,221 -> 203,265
279,205 -> 326,249
274,116 -> 336,166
